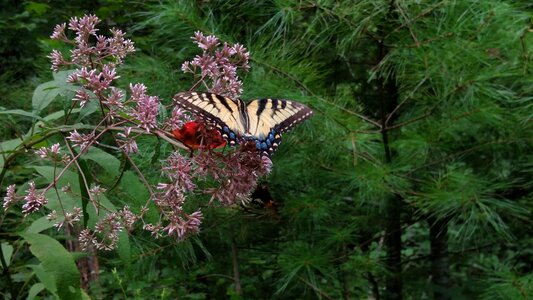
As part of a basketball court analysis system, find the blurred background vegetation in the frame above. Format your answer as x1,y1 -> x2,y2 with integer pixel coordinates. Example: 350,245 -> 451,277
1,0 -> 532,299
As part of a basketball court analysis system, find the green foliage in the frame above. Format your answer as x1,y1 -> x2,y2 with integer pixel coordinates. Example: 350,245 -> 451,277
21,233 -> 82,299
481,270 -> 532,300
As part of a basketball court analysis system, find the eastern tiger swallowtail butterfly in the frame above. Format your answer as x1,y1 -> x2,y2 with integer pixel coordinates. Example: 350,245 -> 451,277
172,91 -> 313,156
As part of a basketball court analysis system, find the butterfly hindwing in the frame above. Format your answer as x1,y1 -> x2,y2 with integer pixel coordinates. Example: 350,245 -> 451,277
245,98 -> 313,154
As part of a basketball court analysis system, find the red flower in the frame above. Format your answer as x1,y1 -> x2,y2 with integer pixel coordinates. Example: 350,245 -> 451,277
172,121 -> 226,150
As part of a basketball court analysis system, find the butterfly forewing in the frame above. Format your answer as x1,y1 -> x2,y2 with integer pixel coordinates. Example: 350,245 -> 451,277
246,98 -> 313,154
173,92 -> 245,144
246,98 -> 313,136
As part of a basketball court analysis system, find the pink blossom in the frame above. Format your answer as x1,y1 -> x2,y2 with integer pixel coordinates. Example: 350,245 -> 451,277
191,145 -> 271,206
89,185 -> 106,196
93,212 -> 123,251
74,89 -> 91,107
34,143 -> 62,160
69,15 -> 100,45
161,152 -> 195,191
79,229 -> 95,251
165,107 -> 187,129
117,127 -> 138,154
108,28 -> 135,60
50,143 -> 61,155
186,210 -> 203,231
119,205 -> 138,231
163,210 -> 203,241
192,54 -> 219,77
95,35 -> 108,52
3,184 -> 17,210
129,83 -> 147,99
22,182 -> 47,215
47,210 -> 57,221
35,147 -> 48,159
192,31 -> 219,51
50,207 -> 82,230
129,83 -> 160,131
104,87 -> 124,108
99,65 -> 119,90
48,50 -> 65,72
232,44 -> 250,70
67,130 -> 95,151
78,206 -> 138,251
143,223 -> 163,238
182,31 -> 250,98
50,23 -> 66,40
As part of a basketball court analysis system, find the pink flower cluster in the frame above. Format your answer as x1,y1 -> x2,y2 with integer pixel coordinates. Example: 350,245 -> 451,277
128,83 -> 160,132
116,127 -> 138,154
47,207 -> 82,230
78,206 -> 138,251
182,31 -> 250,99
196,145 -> 272,205
67,130 -> 95,152
2,182 -> 48,216
147,152 -> 202,241
50,15 -> 135,70
145,146 -> 271,241
3,15 -> 275,252
34,143 -> 64,162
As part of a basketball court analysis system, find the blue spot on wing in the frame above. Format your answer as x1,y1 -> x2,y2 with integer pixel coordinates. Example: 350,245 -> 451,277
218,123 -> 282,157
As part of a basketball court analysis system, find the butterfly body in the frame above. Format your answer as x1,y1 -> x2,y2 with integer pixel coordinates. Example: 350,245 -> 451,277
173,92 -> 313,156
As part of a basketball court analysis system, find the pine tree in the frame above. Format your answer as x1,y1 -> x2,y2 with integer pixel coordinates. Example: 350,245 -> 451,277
135,0 -> 532,298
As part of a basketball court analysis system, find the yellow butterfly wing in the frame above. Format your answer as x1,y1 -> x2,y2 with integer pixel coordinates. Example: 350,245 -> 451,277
245,98 -> 313,154
173,92 -> 247,144
173,92 -> 313,155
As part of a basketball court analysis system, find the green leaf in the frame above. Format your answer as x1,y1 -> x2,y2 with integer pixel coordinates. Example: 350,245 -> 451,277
82,147 -> 121,179
80,289 -> 91,300
21,233 -> 81,300
33,165 -> 80,192
27,283 -> 46,300
76,156 -> 91,227
26,216 -> 57,234
32,70 -> 77,114
119,171 -> 154,221
0,138 -> 22,169
28,264 -> 57,297
42,108 -> 80,123
77,99 -> 99,121
0,138 -> 22,154
52,70 -> 74,83
1,242 -> 14,269
85,194 -> 116,227
32,166 -> 81,213
25,2 -> 50,15
32,81 -> 61,113
0,109 -> 42,119
117,231 -> 132,270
